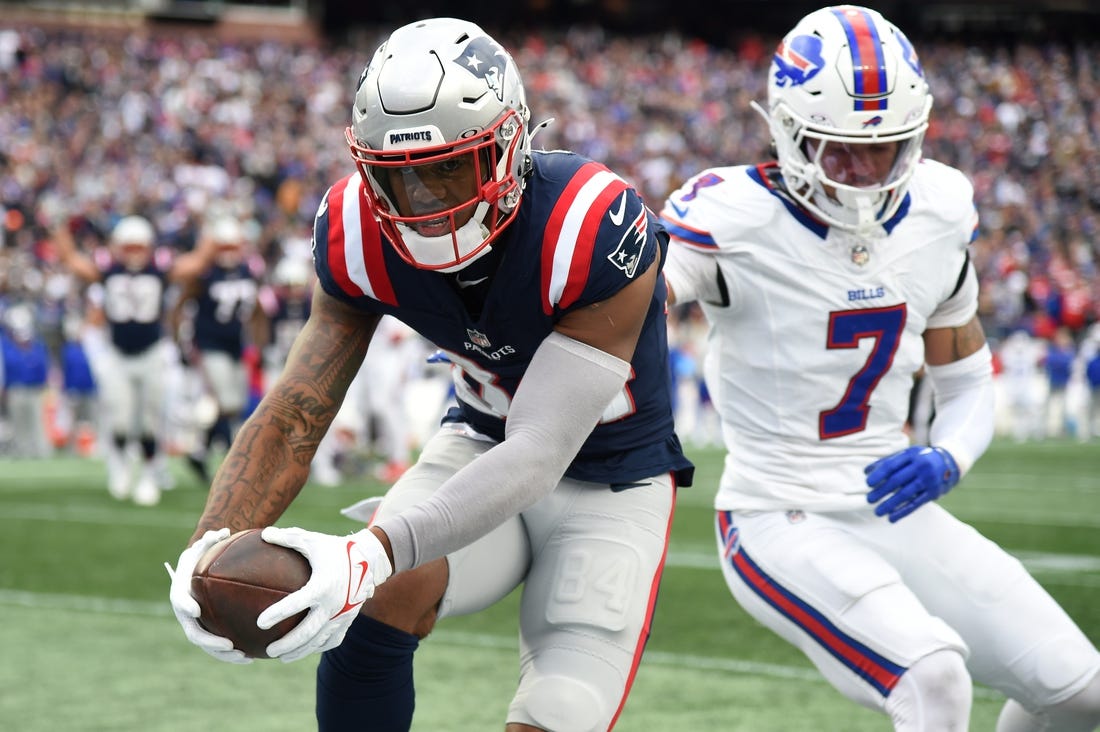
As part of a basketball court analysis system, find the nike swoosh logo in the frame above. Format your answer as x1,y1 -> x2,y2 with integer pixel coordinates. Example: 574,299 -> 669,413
608,191 -> 628,226
669,201 -> 689,218
455,275 -> 488,289
316,195 -> 329,219
332,541 -> 371,618
610,481 -> 649,492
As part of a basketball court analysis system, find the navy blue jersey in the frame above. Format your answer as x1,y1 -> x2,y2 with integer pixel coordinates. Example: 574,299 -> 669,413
99,261 -> 168,355
192,263 -> 260,358
313,151 -> 693,486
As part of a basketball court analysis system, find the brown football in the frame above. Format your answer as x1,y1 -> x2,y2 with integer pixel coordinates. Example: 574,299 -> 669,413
190,528 -> 311,659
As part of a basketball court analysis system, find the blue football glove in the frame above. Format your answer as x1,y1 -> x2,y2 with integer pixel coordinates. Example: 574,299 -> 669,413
864,446 -> 960,522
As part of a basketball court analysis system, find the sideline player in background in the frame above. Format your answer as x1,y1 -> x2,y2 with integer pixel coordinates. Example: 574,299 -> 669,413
54,215 -> 221,505
168,17 -> 692,732
660,6 -> 1100,731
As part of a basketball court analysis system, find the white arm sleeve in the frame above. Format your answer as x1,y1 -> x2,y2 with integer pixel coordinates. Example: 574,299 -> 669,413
663,243 -> 726,306
927,343 -> 995,476
373,331 -> 631,573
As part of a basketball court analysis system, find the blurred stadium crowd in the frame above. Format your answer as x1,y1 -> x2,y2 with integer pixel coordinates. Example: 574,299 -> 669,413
0,21 -> 1098,476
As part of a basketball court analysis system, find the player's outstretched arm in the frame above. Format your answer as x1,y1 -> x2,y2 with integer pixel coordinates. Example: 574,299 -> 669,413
51,224 -> 100,283
167,234 -> 218,284
189,286 -> 380,543
372,254 -> 661,573
168,287 -> 383,662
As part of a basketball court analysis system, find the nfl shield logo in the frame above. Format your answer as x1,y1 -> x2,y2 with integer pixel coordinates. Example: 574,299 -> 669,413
467,328 -> 491,348
850,245 -> 870,267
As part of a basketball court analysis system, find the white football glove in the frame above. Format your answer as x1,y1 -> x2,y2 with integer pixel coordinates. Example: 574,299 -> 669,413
257,526 -> 392,663
165,528 -> 253,664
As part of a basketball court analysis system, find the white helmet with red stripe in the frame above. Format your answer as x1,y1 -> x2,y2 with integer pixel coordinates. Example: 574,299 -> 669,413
346,17 -> 532,272
759,5 -> 932,233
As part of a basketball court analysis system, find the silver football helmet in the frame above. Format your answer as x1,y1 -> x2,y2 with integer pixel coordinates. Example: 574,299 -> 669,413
347,18 -> 532,272
757,5 -> 932,233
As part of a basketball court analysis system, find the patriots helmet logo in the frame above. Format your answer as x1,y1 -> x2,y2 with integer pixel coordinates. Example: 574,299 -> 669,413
454,36 -> 509,102
773,35 -> 825,88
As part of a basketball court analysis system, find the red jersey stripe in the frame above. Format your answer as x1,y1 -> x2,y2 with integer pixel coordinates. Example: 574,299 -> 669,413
325,176 -> 364,298
559,178 -> 631,310
541,162 -> 606,314
355,179 -> 397,306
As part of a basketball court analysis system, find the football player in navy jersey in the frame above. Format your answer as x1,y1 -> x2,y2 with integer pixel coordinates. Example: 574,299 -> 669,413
174,216 -> 267,481
55,215 -> 222,506
168,17 -> 693,732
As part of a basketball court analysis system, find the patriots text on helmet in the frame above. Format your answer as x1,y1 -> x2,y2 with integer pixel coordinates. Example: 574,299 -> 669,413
389,131 -> 434,145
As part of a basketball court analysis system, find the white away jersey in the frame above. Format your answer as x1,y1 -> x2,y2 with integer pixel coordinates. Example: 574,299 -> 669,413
661,160 -> 979,512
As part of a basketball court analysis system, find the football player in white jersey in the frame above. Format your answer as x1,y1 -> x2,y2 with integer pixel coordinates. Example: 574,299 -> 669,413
661,6 -> 1100,731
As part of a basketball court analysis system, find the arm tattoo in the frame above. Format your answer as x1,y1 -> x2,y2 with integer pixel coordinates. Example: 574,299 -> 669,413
194,299 -> 376,538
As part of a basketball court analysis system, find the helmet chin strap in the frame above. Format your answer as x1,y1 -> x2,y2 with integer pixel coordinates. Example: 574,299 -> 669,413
399,205 -> 493,273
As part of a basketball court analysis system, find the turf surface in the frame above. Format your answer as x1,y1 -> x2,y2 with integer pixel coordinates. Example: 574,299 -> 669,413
1,439 -> 1096,730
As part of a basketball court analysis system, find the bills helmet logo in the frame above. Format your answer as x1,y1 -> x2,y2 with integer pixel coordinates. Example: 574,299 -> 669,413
861,115 -> 884,128
455,36 -> 509,102
773,35 -> 825,88
895,30 -> 924,77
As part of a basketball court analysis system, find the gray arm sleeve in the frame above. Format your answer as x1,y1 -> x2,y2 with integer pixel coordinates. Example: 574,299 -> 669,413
373,331 -> 632,573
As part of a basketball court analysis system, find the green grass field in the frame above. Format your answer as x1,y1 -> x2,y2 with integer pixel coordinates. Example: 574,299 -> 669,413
2,439 -> 1097,731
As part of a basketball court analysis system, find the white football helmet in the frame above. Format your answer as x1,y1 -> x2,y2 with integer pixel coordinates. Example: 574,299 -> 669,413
758,5 -> 932,233
110,215 -> 156,271
207,216 -> 246,268
273,256 -> 312,290
346,17 -> 532,272
5,303 -> 35,342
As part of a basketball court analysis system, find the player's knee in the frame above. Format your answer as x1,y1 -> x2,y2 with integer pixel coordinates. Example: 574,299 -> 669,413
521,675 -> 604,732
886,649 -> 971,731
1025,669 -> 1100,730
363,557 -> 448,639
